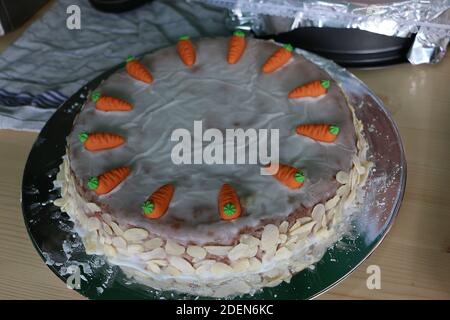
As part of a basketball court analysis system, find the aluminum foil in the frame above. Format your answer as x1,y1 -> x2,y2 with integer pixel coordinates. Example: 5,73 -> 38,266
196,0 -> 450,64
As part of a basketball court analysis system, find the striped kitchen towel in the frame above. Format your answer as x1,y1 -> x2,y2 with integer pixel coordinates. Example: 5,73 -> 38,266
0,0 -> 228,131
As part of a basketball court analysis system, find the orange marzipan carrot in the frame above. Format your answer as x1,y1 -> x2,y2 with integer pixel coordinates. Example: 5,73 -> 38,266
218,183 -> 241,221
142,184 -> 175,219
227,30 -> 246,64
126,55 -> 153,84
288,80 -> 330,99
177,35 -> 196,67
92,92 -> 133,111
295,124 -> 340,143
88,166 -> 130,195
79,132 -> 125,151
265,163 -> 305,189
262,44 -> 293,73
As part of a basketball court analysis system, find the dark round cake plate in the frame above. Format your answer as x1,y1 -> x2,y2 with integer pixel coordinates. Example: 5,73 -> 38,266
21,45 -> 406,300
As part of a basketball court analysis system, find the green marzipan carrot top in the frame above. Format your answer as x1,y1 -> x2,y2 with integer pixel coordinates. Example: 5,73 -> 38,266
320,80 -> 330,89
329,125 -> 340,135
294,171 -> 305,183
142,200 -> 155,214
91,91 -> 102,102
233,30 -> 245,38
223,203 -> 236,216
88,176 -> 99,190
283,44 -> 294,52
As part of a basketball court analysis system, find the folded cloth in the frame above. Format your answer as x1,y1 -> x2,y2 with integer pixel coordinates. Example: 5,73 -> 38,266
0,0 -> 229,131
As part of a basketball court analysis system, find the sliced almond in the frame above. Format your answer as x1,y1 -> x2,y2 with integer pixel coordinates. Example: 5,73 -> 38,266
83,233 -> 98,254
165,239 -> 185,256
187,245 -> 206,259
311,204 -> 325,223
337,184 -> 350,197
288,220 -> 301,233
278,234 -> 287,244
228,243 -> 249,261
350,169 -> 358,189
312,221 -> 322,234
123,228 -> 149,242
87,217 -> 101,231
101,213 -> 112,224
321,213 -> 328,228
261,224 -> 279,253
278,221 -> 289,234
262,250 -> 275,263
353,155 -> 366,175
112,236 -> 127,249
128,244 -> 144,254
289,221 -> 316,236
248,257 -> 262,271
298,217 -> 312,224
204,246 -> 232,256
151,259 -> 168,267
194,259 -> 216,269
143,238 -> 163,250
231,258 -> 250,272
139,247 -> 166,260
325,195 -> 340,210
168,256 -> 195,274
109,221 -> 124,236
285,234 -> 298,246
274,247 -> 292,261
102,222 -> 114,236
166,265 -> 181,276
53,198 -> 65,207
239,234 -> 260,247
195,264 -> 211,276
146,261 -> 161,274
211,262 -> 233,276
336,171 -> 349,184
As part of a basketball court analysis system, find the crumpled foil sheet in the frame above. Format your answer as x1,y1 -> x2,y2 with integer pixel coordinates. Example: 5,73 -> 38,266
196,0 -> 450,64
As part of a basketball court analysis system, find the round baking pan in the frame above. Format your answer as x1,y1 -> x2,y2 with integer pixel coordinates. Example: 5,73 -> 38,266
260,27 -> 415,67
88,0 -> 152,13
21,45 -> 406,299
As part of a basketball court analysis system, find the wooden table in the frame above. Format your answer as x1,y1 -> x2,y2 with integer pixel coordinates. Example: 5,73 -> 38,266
0,3 -> 449,300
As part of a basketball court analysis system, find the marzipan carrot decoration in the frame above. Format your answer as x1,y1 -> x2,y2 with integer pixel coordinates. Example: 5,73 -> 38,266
227,30 -> 246,64
296,124 -> 340,143
126,55 -> 153,84
265,163 -> 305,189
142,184 -> 175,219
262,44 -> 293,73
177,35 -> 196,67
79,132 -> 125,151
218,184 -> 241,221
288,80 -> 330,99
92,92 -> 133,112
88,166 -> 130,195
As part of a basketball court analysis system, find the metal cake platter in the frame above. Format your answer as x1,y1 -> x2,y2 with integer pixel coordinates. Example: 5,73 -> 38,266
21,42 -> 406,300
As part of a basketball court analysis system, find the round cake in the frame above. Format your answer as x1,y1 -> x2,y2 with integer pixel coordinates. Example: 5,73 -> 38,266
55,35 -> 371,298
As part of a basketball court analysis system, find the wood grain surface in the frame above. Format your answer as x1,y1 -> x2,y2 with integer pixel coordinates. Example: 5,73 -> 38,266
0,1 -> 449,300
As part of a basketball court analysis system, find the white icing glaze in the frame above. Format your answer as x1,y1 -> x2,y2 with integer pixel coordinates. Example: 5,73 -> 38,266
67,38 -> 356,245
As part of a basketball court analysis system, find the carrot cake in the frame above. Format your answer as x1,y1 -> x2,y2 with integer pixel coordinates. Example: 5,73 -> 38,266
54,34 -> 371,298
